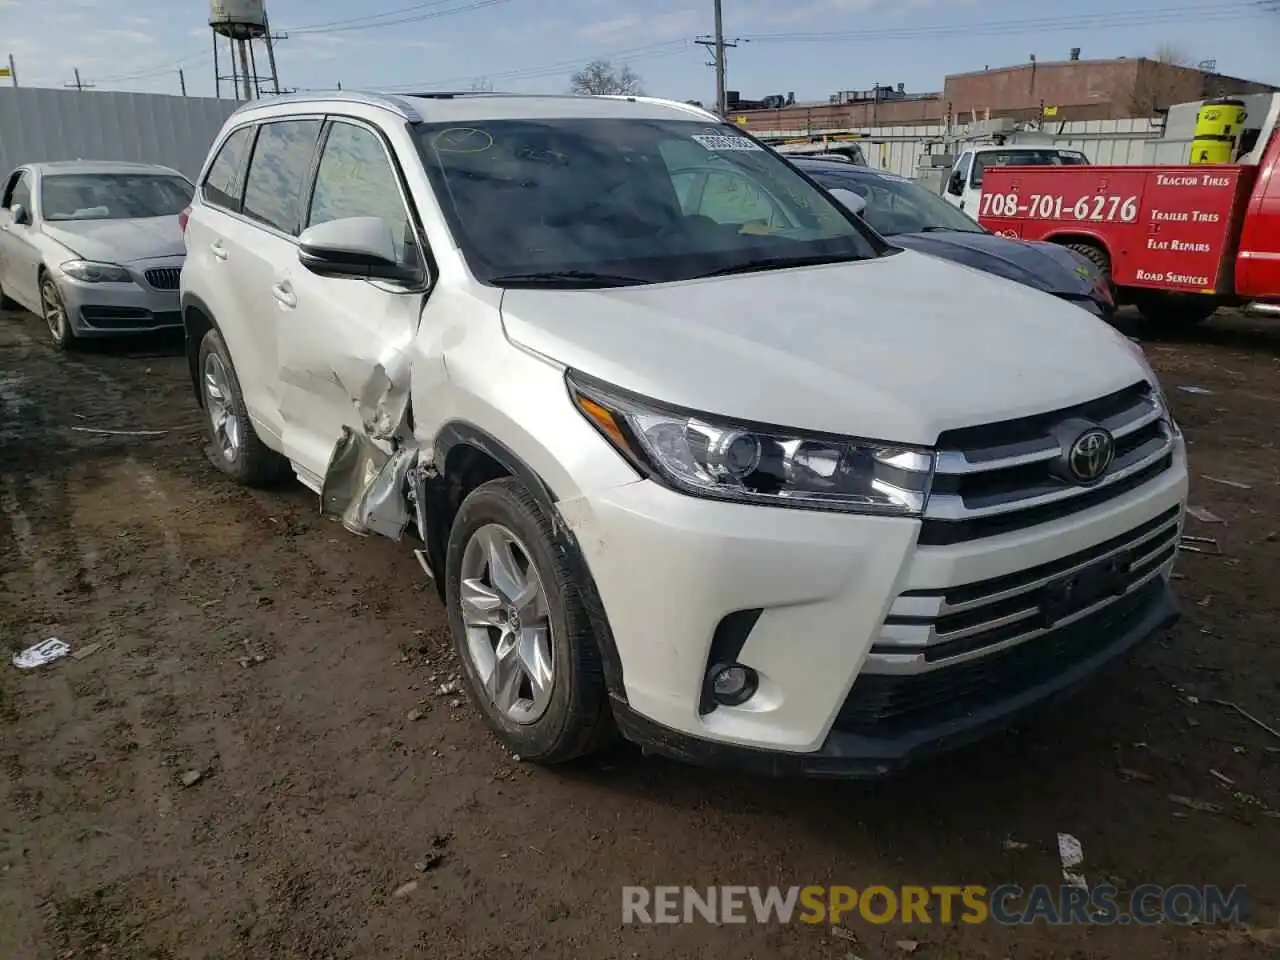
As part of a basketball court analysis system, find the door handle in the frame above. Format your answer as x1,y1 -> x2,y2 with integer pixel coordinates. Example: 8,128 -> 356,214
272,282 -> 296,309
210,241 -> 228,260
959,200 -> 966,210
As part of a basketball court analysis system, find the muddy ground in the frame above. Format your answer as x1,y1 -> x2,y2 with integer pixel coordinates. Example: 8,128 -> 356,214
1,305 -> 1278,960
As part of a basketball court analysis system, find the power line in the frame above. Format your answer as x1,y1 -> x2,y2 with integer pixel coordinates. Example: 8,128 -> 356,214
376,40 -> 692,90
289,0 -> 515,35
739,1 -> 1267,42
285,0 -> 478,33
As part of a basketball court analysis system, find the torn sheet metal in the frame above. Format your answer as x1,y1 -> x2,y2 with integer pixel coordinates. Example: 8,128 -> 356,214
321,426 -> 419,540
329,349 -> 413,441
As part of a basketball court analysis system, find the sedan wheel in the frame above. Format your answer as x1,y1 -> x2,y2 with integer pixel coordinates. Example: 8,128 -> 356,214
41,278 -> 72,347
203,351 -> 241,463
458,522 -> 555,725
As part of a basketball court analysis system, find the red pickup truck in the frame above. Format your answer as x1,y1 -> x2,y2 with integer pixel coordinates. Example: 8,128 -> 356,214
977,107 -> 1280,326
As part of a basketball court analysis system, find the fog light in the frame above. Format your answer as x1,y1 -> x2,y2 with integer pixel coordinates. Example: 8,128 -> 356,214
709,663 -> 758,706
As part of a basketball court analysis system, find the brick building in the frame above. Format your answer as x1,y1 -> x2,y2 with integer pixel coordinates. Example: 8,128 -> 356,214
734,57 -> 1277,134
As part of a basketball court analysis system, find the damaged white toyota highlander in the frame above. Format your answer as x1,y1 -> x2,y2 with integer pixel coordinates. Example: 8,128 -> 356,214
180,91 -> 1187,777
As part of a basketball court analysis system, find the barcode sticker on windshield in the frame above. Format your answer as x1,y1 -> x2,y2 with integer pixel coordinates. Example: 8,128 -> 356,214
692,134 -> 763,151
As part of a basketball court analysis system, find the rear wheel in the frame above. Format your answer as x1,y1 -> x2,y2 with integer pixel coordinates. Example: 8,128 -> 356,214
1133,291 -> 1220,327
40,275 -> 79,351
197,327 -> 290,486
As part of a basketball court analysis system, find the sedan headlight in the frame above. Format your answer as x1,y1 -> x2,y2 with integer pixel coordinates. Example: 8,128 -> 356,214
61,260 -> 134,283
567,372 -> 933,515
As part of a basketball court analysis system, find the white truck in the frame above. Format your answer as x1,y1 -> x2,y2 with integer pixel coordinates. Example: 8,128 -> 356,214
942,142 -> 1091,215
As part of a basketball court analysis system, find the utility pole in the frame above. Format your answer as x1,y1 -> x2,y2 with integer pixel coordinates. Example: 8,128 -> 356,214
263,15 -> 285,96
65,68 -> 94,91
5,54 -> 16,87
695,0 -> 742,118
179,68 -> 187,96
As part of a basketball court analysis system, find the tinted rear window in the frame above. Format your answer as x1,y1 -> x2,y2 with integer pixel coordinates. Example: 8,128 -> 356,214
241,119 -> 323,235
203,126 -> 255,211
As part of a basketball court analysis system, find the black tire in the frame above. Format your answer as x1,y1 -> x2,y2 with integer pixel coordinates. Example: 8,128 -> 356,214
1062,241 -> 1116,312
196,327 -> 291,486
1134,291 -> 1219,327
445,477 -> 615,764
40,274 -> 79,352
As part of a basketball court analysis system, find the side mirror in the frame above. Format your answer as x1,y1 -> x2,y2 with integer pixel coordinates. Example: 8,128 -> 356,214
297,216 -> 420,284
10,203 -> 30,225
829,188 -> 867,216
946,171 -> 964,196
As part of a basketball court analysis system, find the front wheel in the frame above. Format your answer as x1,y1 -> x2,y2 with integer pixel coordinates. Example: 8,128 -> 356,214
1133,291 -> 1220,327
445,477 -> 614,764
40,275 -> 78,351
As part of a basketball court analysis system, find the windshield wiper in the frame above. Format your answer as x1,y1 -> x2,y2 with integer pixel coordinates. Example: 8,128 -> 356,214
488,270 -> 649,288
692,253 -> 864,279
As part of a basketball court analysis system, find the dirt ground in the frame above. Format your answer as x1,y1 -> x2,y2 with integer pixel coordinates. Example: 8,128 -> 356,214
1,305 -> 1278,960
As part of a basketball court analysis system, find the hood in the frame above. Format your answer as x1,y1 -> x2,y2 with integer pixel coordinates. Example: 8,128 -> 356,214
500,249 -> 1148,445
43,216 -> 185,263
890,230 -> 1096,299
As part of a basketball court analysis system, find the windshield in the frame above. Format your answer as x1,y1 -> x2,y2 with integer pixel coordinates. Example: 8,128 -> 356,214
803,166 -> 985,236
413,118 -> 884,286
972,149 -> 1088,186
40,173 -> 193,222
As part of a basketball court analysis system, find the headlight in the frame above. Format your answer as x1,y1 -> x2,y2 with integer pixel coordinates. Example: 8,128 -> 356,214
61,260 -> 133,283
567,372 -> 933,516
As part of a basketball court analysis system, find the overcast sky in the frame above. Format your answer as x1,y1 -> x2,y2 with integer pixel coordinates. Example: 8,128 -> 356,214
3,0 -> 1278,104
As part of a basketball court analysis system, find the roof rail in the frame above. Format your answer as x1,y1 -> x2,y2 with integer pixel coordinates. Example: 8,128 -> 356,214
231,89 -> 428,122
597,95 -> 720,121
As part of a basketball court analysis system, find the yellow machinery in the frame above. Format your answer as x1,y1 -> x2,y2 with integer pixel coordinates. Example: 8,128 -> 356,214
1190,98 -> 1247,164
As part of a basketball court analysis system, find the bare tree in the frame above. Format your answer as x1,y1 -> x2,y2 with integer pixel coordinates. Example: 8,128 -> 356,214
569,59 -> 644,96
469,77 -> 495,92
1124,42 -> 1196,116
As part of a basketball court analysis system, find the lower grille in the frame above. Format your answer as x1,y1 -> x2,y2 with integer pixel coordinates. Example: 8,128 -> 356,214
144,267 -> 181,290
833,577 -> 1167,738
79,307 -> 181,330
873,504 -> 1181,672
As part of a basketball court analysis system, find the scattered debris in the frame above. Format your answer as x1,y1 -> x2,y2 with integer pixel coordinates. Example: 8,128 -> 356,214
1118,768 -> 1155,783
392,880 -> 419,899
1177,385 -> 1214,395
1179,535 -> 1222,555
1210,769 -> 1235,787
12,638 -> 71,670
70,426 -> 169,437
830,926 -> 858,942
237,654 -> 267,668
407,707 -> 426,722
450,699 -> 462,708
412,833 -> 450,873
1057,833 -> 1087,889
895,940 -> 920,953
70,642 -> 103,661
438,680 -> 459,696
1201,475 -> 1251,490
1186,505 -> 1225,523
1002,836 -> 1029,851
179,769 -> 204,788
1169,794 -> 1223,814
1197,595 -> 1213,607
1202,698 -> 1280,740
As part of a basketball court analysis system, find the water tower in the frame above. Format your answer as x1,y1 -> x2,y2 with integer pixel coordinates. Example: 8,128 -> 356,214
210,0 -> 281,100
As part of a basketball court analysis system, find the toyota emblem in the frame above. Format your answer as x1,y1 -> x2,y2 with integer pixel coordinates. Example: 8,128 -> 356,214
1067,428 -> 1115,483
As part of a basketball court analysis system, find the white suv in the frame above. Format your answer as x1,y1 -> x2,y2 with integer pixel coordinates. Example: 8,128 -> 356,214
180,91 -> 1187,777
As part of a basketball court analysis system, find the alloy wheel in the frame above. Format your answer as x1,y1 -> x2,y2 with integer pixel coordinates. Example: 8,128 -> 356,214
458,523 -> 555,724
202,352 -> 241,462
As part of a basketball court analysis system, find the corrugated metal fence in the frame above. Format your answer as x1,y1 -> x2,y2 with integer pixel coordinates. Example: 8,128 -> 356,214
0,88 -> 238,180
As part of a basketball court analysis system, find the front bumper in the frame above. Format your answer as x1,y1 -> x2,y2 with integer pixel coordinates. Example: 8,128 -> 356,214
57,257 -> 182,336
559,439 -> 1187,774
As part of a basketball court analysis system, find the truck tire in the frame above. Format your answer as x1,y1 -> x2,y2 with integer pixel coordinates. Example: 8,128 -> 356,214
1063,241 -> 1113,286
1133,291 -> 1219,327
445,477 -> 615,765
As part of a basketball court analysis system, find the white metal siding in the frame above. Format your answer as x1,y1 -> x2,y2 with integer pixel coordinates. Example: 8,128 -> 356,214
0,88 -> 238,180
